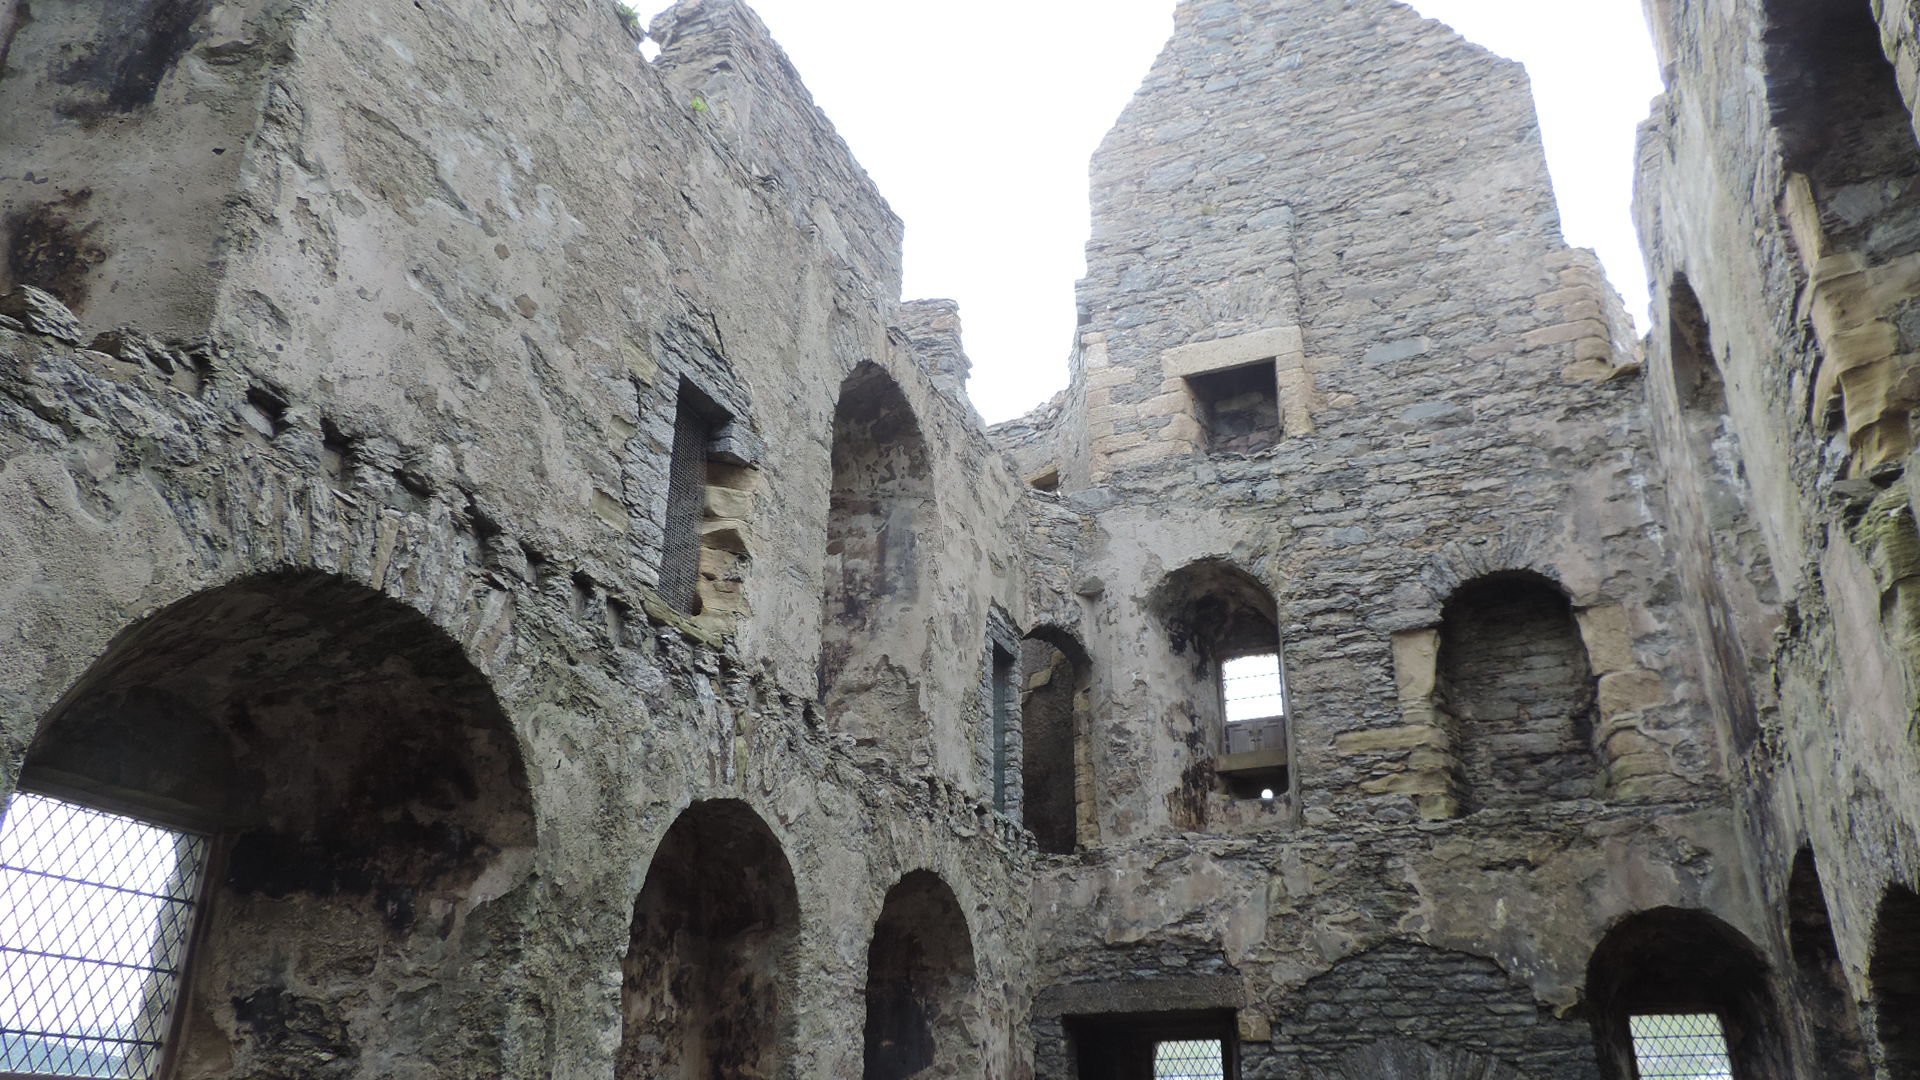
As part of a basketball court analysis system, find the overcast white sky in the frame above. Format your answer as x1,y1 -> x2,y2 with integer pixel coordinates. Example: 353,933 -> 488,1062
639,1 -> 1665,423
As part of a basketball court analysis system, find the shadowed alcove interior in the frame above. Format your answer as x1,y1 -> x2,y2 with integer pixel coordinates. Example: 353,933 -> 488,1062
18,571 -> 536,1077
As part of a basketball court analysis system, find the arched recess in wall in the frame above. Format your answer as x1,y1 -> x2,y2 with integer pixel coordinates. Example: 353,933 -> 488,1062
1787,848 -> 1872,1078
1762,0 -> 1920,469
1437,571 -> 1596,811
1019,627 -> 1093,855
1664,277 -> 1771,753
1147,559 -> 1292,815
3,572 -> 536,1077
819,361 -> 935,747
1585,908 -> 1788,1080
862,870 -> 980,1080
1869,884 -> 1920,1080
619,799 -> 800,1080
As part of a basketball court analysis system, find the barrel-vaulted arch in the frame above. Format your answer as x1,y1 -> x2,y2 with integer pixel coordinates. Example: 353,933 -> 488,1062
4,570 -> 537,1077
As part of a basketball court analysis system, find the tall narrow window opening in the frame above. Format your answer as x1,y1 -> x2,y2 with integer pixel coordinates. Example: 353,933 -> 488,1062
661,380 -> 728,615
1021,629 -> 1092,855
1664,278 -> 1770,753
991,644 -> 1015,813
0,792 -> 208,1079
820,363 -> 934,748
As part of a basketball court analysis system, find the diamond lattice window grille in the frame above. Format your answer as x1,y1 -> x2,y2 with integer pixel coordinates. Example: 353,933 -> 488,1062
0,792 -> 209,1079
1154,1038 -> 1225,1080
1629,1013 -> 1735,1079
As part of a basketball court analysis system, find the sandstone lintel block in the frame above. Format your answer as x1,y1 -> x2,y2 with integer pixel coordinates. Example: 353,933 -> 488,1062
1161,325 -> 1305,378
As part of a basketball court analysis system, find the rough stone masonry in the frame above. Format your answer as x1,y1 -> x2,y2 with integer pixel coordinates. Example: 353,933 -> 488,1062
0,0 -> 1913,1077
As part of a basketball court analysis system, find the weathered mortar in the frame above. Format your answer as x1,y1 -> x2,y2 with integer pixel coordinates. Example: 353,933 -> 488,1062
3,0 -> 1917,1075
1636,0 -> 1920,1076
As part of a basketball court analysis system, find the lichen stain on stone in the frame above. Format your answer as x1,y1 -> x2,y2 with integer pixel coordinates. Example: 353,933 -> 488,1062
5,188 -> 105,312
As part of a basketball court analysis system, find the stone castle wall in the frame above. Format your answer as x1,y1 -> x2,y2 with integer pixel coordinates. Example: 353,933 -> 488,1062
2,0 -> 1918,1076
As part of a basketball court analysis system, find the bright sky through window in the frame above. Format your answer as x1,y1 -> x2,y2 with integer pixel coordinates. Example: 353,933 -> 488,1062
0,793 -> 207,1080
1222,653 -> 1285,723
1628,1013 -> 1735,1079
1155,1038 -> 1226,1080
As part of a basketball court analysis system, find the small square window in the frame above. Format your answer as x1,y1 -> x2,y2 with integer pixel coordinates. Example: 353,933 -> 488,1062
1186,362 -> 1280,454
1628,1013 -> 1734,1079
0,792 -> 210,1079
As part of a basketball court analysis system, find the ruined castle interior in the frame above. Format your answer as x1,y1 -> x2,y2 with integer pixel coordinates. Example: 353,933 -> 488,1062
0,0 -> 1918,1076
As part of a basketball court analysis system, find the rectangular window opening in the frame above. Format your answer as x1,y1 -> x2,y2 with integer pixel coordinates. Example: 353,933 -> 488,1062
1220,652 -> 1285,724
1186,361 -> 1280,455
991,644 -> 1016,812
1628,1013 -> 1734,1079
1,791 -> 210,1080
661,381 -> 728,615
1218,652 -> 1289,798
1154,1038 -> 1225,1079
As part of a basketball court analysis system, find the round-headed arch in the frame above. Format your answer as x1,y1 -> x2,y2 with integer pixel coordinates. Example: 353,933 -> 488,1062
1585,907 -> 1786,1080
863,869 -> 980,1080
12,570 -> 537,1074
619,798 -> 801,1080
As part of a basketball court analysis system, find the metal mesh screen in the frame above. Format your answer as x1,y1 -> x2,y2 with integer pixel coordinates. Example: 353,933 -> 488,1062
660,393 -> 714,615
1222,653 -> 1285,723
1154,1039 -> 1225,1080
0,793 -> 208,1079
991,645 -> 1015,812
1629,1013 -> 1734,1079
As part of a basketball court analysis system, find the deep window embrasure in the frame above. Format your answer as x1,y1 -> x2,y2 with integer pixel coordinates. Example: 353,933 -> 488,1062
991,643 -> 1016,813
660,380 -> 728,615
0,792 -> 209,1080
1186,361 -> 1280,455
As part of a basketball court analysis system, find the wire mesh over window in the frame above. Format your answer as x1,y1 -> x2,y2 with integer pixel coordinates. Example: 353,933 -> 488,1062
1154,1038 -> 1225,1080
660,390 -> 716,615
1221,653 -> 1285,723
1,792 -> 209,1079
1629,1013 -> 1735,1079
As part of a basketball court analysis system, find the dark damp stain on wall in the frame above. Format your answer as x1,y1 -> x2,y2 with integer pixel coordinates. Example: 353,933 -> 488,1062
56,0 -> 212,116
5,188 -> 105,311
